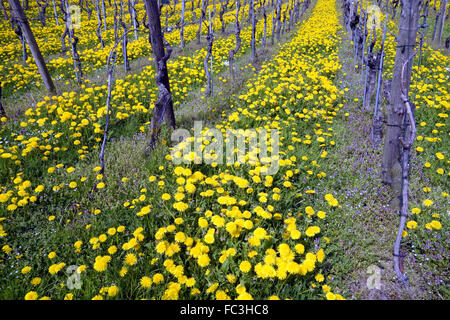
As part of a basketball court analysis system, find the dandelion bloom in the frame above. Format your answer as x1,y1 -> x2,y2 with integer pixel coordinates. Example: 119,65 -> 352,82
317,211 -> 326,219
173,202 -> 188,212
140,276 -> 152,288
315,274 -> 325,282
407,221 -> 418,229
93,256 -> 111,272
295,244 -> 305,254
236,292 -> 254,300
108,246 -> 117,255
21,266 -> 32,274
253,227 -> 267,240
239,260 -> 252,273
186,278 -> 196,287
435,152 -> 444,160
124,253 -> 137,266
430,220 -> 442,230
64,293 -> 73,300
317,249 -> 325,262
24,291 -> 38,300
197,254 -> 210,267
161,193 -> 171,200
153,273 -> 164,284
326,292 -> 336,300
107,286 -> 119,297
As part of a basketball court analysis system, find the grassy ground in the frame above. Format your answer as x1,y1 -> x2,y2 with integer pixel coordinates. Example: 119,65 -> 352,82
317,2 -> 448,300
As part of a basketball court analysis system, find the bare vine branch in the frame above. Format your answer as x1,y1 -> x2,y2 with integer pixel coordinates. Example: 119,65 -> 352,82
96,27 -> 139,190
393,50 -> 419,285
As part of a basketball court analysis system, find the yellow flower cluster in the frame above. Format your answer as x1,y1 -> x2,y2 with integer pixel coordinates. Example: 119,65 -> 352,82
0,0 -> 283,220
4,0 -> 351,300
0,1 -> 239,95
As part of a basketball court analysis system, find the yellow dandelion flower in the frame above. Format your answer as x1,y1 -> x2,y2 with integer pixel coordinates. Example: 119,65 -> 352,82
239,260 -> 252,273
140,276 -> 152,288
